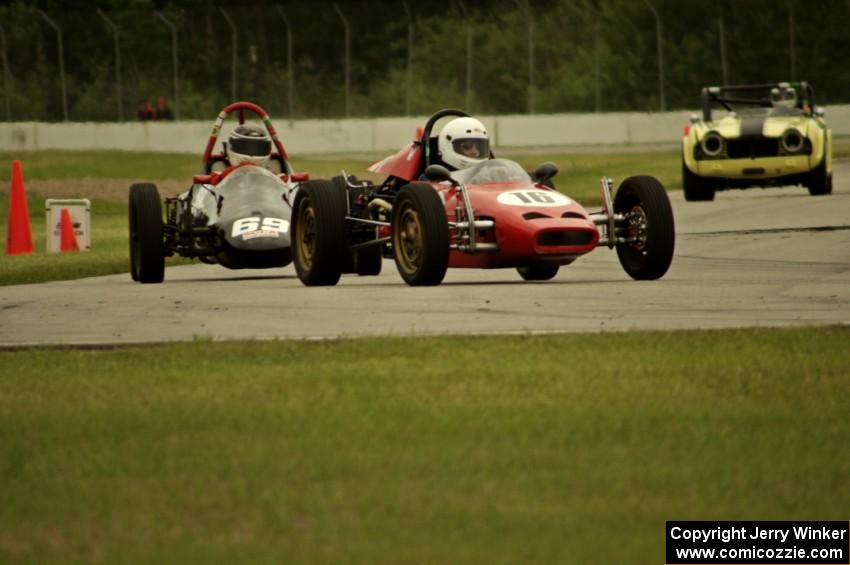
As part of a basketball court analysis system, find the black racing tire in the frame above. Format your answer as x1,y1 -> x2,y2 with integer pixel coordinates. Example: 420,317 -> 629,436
614,176 -> 675,281
682,157 -> 715,201
391,183 -> 449,286
128,183 -> 165,283
517,264 -> 559,281
292,180 -> 348,286
806,155 -> 831,196
355,245 -> 383,276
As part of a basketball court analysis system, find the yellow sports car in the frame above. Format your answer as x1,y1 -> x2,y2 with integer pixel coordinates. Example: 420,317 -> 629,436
681,82 -> 832,201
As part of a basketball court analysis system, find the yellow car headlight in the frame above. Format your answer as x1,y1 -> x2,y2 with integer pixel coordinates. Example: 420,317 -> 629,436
700,131 -> 725,158
780,129 -> 805,154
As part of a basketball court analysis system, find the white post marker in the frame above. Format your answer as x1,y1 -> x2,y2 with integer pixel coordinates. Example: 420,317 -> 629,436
46,199 -> 91,253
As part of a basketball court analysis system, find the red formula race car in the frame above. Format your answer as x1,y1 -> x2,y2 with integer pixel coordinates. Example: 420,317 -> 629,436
291,109 -> 675,286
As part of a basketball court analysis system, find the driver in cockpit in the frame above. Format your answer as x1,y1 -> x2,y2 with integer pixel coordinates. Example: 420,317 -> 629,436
437,117 -> 491,171
225,124 -> 273,168
770,85 -> 798,110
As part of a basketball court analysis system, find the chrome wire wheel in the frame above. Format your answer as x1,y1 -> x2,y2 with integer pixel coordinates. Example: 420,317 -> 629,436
625,205 -> 649,254
613,175 -> 675,280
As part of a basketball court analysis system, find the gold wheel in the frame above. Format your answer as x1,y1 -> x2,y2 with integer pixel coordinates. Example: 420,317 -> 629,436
390,183 -> 449,286
292,180 -> 346,286
394,202 -> 424,276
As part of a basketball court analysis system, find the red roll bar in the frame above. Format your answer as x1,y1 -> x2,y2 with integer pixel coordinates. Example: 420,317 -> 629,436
201,101 -> 288,167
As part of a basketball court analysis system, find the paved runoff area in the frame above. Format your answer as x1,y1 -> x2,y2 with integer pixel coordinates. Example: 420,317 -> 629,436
2,164 -> 849,347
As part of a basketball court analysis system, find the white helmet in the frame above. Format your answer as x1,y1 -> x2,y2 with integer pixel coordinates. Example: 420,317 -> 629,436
770,85 -> 797,109
227,124 -> 272,167
438,117 -> 489,171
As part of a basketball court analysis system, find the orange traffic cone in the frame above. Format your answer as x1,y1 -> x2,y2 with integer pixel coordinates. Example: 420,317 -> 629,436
59,208 -> 79,252
5,160 -> 33,255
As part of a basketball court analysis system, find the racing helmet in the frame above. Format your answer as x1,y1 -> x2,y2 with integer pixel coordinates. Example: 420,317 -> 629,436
770,85 -> 797,109
226,124 -> 272,167
438,117 -> 489,171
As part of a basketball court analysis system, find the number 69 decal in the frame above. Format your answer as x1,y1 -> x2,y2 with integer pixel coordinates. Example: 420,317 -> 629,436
497,190 -> 571,207
231,216 -> 290,238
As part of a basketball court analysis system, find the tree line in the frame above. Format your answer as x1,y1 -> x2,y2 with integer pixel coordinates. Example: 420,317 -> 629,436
2,0 -> 849,122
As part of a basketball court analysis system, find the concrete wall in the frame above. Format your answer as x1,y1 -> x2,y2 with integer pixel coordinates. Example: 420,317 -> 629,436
2,105 -> 849,155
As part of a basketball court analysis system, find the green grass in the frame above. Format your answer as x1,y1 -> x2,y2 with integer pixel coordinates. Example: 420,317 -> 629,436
833,136 -> 850,159
0,150 -> 201,181
0,196 -> 189,285
0,327 -> 847,563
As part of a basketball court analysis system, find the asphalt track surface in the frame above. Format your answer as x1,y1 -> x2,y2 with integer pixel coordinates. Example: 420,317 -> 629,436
2,164 -> 849,347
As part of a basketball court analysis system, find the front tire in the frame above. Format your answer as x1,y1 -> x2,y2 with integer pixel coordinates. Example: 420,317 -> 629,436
128,183 -> 165,283
517,264 -> 559,281
391,183 -> 449,286
614,176 -> 675,281
806,155 -> 831,196
682,157 -> 715,201
292,180 -> 348,286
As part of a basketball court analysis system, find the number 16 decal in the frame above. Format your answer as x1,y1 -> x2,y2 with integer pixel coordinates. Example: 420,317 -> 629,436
497,190 -> 571,207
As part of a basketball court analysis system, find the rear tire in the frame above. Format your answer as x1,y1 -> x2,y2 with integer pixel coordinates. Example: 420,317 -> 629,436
292,180 -> 348,286
806,155 -> 831,196
128,183 -> 165,283
391,183 -> 449,286
682,157 -> 715,201
517,264 -> 559,281
614,176 -> 675,281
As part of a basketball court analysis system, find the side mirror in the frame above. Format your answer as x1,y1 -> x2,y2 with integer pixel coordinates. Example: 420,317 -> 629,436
533,161 -> 558,183
689,113 -> 699,124
424,164 -> 453,183
813,106 -> 825,118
